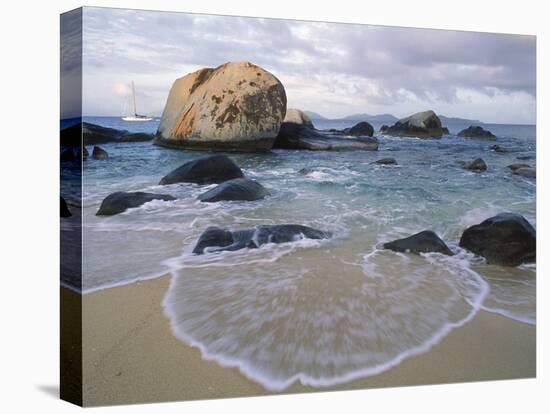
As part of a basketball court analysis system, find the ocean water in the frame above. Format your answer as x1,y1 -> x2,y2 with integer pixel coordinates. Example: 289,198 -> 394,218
68,116 -> 535,389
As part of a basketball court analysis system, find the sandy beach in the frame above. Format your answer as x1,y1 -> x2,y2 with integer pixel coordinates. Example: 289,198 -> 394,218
71,275 -> 535,407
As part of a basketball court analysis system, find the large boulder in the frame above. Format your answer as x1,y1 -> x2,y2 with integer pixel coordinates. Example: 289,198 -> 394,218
284,108 -> 314,128
155,61 -> 287,151
96,191 -> 176,216
198,178 -> 269,202
159,155 -> 244,185
457,125 -> 496,140
383,230 -> 453,256
192,224 -> 330,254
92,146 -> 108,160
346,121 -> 374,137
459,213 -> 536,266
384,110 -> 446,139
274,123 -> 378,151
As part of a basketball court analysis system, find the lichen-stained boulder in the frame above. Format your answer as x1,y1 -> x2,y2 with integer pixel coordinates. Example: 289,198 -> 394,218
284,108 -> 314,128
156,61 -> 287,151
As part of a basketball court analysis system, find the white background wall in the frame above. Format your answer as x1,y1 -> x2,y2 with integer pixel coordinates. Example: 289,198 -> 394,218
0,0 -> 547,412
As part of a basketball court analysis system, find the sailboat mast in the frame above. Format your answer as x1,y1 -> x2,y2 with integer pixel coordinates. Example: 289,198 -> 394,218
132,81 -> 137,116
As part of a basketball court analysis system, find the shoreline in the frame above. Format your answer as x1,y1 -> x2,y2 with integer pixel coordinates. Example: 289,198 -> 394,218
74,274 -> 535,407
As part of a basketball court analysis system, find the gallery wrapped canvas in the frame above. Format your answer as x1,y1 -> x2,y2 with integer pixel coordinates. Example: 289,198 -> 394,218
60,6 -> 536,407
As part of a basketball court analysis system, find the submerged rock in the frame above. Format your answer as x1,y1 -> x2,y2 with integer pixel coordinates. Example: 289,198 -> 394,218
274,123 -> 379,151
462,158 -> 487,171
298,167 -> 314,175
374,157 -> 397,165
284,108 -> 314,128
60,196 -> 72,217
491,144 -> 510,153
507,163 -> 531,171
514,167 -> 536,178
92,146 -> 108,160
198,178 -> 269,202
383,110 -> 446,139
457,125 -> 496,140
159,155 -> 244,185
156,61 -> 287,151
459,213 -> 536,266
96,191 -> 176,216
192,224 -> 330,254
383,230 -> 453,256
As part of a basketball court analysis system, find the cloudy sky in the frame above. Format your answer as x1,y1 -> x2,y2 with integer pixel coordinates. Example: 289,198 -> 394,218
80,7 -> 536,124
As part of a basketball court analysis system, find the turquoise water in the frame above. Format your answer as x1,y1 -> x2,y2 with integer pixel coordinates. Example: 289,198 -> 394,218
72,116 -> 535,389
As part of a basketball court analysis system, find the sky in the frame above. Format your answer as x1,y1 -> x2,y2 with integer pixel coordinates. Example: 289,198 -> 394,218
76,7 -> 536,124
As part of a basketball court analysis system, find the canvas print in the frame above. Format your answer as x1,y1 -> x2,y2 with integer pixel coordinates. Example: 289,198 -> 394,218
60,7 -> 536,407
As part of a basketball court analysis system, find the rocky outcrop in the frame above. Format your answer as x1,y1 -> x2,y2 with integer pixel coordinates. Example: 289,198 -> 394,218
92,146 -> 108,160
96,191 -> 176,216
159,155 -> 244,185
284,108 -> 314,128
192,224 -> 330,254
514,167 -> 536,178
346,121 -> 374,137
198,178 -> 269,202
374,157 -> 397,165
60,196 -> 72,217
61,122 -> 154,145
458,125 -> 496,140
462,158 -> 487,171
274,123 -> 379,151
459,213 -> 536,266
383,230 -> 453,256
156,61 -> 287,152
383,110 -> 446,139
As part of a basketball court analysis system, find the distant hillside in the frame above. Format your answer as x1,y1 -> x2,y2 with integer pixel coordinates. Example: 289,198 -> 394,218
439,115 -> 483,124
303,110 -> 484,125
304,111 -> 328,120
338,113 -> 399,123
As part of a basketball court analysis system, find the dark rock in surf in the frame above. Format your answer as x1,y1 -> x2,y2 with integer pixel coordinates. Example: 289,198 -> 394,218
374,157 -> 397,165
458,125 -> 496,140
462,158 -> 487,171
60,147 -> 76,161
380,125 -> 389,133
159,155 -> 244,185
274,122 -> 378,151
459,213 -> 536,266
118,132 -> 154,142
192,224 -> 330,254
96,191 -> 176,216
198,178 -> 269,202
514,167 -> 536,178
298,167 -> 314,175
92,146 -> 108,160
507,163 -> 531,171
517,155 -> 535,160
383,230 -> 453,256
491,144 -> 510,153
60,196 -> 72,217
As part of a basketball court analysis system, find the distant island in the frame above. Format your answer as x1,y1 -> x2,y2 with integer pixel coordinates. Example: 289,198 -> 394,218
304,110 -> 484,125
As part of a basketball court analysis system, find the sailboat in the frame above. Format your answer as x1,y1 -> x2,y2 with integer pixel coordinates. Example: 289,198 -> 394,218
121,81 -> 153,122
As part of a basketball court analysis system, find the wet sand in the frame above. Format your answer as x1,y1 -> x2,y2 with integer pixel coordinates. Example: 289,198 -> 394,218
75,274 -> 535,407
